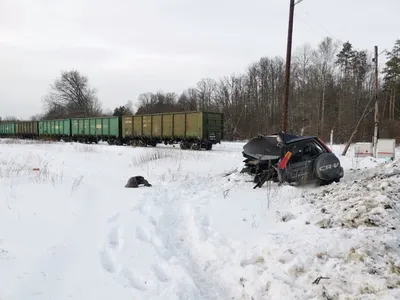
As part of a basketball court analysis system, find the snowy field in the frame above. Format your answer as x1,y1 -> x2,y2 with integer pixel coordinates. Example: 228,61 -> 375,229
0,139 -> 399,300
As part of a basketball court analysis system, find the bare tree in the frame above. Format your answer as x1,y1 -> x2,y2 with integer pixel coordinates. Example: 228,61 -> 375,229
2,116 -> 18,121
102,108 -> 113,116
196,78 -> 217,111
312,37 -> 340,137
43,69 -> 102,119
126,100 -> 134,114
30,114 -> 43,121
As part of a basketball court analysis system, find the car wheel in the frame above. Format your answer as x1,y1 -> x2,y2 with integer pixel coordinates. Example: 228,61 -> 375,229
314,153 -> 342,183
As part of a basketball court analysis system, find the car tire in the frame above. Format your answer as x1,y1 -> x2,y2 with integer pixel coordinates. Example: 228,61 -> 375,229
314,153 -> 342,182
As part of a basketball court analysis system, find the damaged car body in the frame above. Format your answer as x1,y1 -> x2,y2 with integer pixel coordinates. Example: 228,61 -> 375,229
241,132 -> 344,188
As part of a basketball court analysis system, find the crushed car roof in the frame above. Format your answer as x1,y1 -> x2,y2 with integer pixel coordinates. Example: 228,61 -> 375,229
242,132 -> 318,161
242,135 -> 281,161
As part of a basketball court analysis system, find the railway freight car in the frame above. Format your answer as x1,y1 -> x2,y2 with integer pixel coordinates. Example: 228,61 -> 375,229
121,111 -> 223,150
0,121 -> 15,138
70,116 -> 121,144
39,119 -> 71,141
15,121 -> 39,139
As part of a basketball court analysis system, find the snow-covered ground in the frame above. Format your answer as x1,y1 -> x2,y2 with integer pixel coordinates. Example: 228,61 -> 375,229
0,138 -> 399,300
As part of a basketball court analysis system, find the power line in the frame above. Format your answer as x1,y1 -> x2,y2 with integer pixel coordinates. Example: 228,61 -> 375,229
296,11 -> 389,65
294,13 -> 328,37
300,11 -> 389,60
304,12 -> 335,38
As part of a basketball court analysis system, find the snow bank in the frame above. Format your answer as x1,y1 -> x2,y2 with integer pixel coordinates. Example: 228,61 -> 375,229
295,160 -> 400,299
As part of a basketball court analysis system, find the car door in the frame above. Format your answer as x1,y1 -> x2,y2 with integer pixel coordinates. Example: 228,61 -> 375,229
285,141 -> 316,183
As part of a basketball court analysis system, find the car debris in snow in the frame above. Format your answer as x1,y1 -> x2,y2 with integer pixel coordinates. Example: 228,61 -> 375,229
241,132 -> 344,188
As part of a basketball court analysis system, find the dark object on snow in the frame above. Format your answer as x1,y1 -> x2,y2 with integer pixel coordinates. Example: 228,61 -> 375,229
312,276 -> 330,285
125,176 -> 152,188
241,132 -> 344,188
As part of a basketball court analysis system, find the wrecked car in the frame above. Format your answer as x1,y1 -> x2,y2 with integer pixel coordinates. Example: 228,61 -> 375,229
241,132 -> 344,188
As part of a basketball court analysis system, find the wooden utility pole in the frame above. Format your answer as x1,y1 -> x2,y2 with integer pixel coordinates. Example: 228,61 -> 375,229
372,45 -> 379,157
281,0 -> 295,133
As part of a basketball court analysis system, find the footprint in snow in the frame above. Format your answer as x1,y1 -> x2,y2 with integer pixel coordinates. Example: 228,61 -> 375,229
151,264 -> 171,282
148,215 -> 157,227
107,213 -> 120,223
139,202 -> 151,215
201,215 -> 211,227
136,226 -> 151,243
131,202 -> 143,212
194,213 -> 212,241
100,248 -> 118,273
121,268 -> 148,291
151,235 -> 171,260
108,226 -> 124,250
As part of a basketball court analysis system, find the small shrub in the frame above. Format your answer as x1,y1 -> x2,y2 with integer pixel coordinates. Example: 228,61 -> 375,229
131,150 -> 202,167
71,175 -> 84,195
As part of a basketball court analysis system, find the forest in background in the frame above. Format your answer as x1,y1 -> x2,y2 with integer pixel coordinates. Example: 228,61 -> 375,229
1,37 -> 400,143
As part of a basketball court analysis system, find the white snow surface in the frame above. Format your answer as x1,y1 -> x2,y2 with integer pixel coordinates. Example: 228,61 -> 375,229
0,139 -> 399,300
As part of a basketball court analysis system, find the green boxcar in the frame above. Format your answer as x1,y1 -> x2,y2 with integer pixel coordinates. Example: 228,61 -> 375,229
122,111 -> 224,141
0,122 -> 16,135
201,112 -> 224,142
71,117 -> 120,137
39,119 -> 71,136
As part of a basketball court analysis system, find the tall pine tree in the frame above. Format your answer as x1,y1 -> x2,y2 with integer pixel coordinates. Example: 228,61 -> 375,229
382,40 -> 400,120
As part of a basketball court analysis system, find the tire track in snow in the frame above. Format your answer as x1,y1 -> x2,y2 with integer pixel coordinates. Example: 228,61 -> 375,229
101,176 -> 240,299
149,181 -> 238,300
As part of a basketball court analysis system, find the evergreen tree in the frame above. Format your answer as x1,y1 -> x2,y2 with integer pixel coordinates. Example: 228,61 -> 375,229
113,105 -> 133,117
382,39 -> 400,120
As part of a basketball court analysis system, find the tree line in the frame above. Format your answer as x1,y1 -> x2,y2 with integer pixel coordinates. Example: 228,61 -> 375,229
2,37 -> 399,143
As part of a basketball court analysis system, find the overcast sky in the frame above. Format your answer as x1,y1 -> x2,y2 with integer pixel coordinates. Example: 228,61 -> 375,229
1,0 -> 399,119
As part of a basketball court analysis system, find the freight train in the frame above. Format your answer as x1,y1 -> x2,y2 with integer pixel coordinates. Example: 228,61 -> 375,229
0,111 -> 224,150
